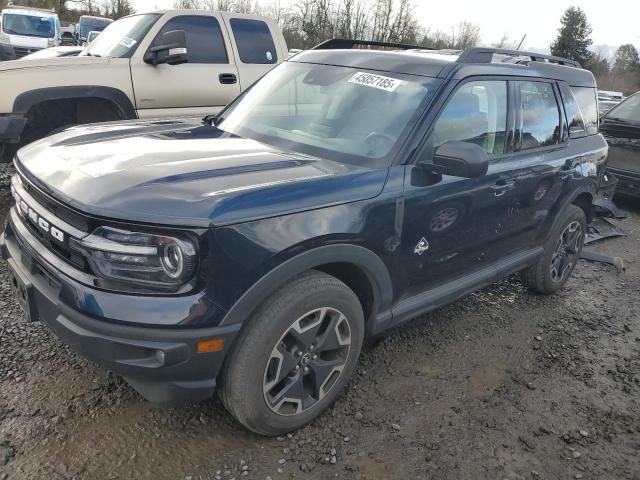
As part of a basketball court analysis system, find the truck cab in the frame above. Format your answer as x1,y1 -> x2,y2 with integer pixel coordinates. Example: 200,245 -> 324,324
0,6 -> 60,60
0,9 -> 288,162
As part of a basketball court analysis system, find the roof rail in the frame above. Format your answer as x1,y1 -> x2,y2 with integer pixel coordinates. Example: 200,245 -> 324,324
313,38 -> 427,51
457,48 -> 581,68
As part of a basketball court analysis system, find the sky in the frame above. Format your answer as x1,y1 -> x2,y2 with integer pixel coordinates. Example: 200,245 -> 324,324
132,0 -> 640,55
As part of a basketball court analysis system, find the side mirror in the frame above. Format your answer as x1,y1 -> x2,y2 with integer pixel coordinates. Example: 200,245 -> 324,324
144,30 -> 188,66
431,141 -> 489,178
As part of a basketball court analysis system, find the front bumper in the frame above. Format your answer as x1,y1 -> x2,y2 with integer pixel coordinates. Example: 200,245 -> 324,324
1,212 -> 241,403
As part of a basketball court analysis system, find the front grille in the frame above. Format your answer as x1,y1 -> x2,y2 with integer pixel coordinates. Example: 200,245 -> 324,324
18,171 -> 90,232
11,175 -> 91,273
13,46 -> 43,58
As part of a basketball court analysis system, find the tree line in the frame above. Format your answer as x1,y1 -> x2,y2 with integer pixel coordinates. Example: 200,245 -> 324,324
0,0 -> 134,21
173,0 -> 482,50
550,6 -> 639,94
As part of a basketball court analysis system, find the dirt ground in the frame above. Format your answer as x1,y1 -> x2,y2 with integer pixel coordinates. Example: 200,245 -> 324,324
0,163 -> 639,480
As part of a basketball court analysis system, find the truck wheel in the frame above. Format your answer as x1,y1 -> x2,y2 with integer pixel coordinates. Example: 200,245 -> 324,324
520,204 -> 586,294
219,270 -> 364,436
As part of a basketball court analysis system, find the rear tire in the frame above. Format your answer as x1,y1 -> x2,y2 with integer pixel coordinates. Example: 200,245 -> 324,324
520,204 -> 586,294
219,270 -> 364,436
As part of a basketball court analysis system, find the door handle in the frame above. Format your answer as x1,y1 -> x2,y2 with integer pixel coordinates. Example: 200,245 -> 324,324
489,181 -> 515,197
219,73 -> 237,85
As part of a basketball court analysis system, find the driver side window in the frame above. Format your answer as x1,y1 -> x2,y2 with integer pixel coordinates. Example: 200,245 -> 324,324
428,80 -> 508,158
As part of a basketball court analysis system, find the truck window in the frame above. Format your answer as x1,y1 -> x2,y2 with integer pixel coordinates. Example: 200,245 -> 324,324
229,18 -> 277,64
157,15 -> 228,64
571,87 -> 599,135
518,81 -> 561,150
558,82 -> 586,139
430,80 -> 508,156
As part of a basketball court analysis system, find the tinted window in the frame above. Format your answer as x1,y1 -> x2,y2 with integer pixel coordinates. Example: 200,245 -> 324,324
519,81 -> 561,150
430,80 -> 508,156
571,87 -> 599,135
156,16 -> 227,64
559,83 -> 586,139
605,93 -> 640,125
230,18 -> 277,64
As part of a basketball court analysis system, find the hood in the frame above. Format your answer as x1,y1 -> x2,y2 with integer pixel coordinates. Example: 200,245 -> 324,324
16,120 -> 388,227
0,54 -> 107,72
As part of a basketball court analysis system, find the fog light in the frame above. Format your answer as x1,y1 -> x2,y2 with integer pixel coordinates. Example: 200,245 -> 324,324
155,350 -> 166,364
196,338 -> 225,353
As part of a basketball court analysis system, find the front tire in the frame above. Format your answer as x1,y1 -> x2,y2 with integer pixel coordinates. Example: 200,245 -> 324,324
219,270 -> 364,436
521,204 -> 586,294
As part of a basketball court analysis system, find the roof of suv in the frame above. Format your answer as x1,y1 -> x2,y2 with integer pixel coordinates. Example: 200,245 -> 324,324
292,43 -> 596,88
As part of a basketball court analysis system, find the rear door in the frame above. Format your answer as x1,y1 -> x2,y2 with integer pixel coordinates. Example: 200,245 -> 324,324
130,12 -> 240,118
222,14 -> 284,89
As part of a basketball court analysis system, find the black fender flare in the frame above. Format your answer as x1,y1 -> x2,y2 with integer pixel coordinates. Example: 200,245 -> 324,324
13,86 -> 137,119
541,180 -> 597,242
219,244 -> 394,329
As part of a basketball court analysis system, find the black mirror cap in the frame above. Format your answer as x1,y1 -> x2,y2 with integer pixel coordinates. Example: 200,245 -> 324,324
144,30 -> 188,66
432,141 -> 489,178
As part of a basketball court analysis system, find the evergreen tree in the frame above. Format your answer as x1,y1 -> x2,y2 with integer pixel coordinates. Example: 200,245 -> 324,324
550,6 -> 593,65
613,44 -> 640,72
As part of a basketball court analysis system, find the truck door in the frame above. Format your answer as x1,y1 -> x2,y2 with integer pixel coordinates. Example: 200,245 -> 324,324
130,12 -> 240,118
222,14 -> 283,89
400,79 -> 527,298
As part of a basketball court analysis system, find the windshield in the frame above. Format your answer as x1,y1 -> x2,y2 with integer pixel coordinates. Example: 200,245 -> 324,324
605,93 -> 640,125
1,13 -> 55,38
217,62 -> 437,167
80,17 -> 111,38
83,14 -> 159,58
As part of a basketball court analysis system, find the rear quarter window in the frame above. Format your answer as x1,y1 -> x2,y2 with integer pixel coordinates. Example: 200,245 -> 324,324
559,83 -> 586,139
571,87 -> 599,135
230,18 -> 277,64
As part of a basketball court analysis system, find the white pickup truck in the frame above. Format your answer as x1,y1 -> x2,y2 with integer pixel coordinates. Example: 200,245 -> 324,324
0,9 -> 288,162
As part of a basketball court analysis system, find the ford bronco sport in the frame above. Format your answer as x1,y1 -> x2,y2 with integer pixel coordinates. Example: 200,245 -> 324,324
0,9 -> 287,162
0,41 -> 607,435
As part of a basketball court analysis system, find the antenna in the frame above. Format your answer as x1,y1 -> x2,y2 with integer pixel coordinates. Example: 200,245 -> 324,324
517,34 -> 527,50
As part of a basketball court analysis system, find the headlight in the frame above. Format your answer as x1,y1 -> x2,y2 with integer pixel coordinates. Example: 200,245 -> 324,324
71,226 -> 197,291
47,38 -> 55,47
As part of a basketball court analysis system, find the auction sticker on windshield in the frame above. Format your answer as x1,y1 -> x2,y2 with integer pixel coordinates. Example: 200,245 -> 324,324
348,72 -> 404,92
118,37 -> 137,48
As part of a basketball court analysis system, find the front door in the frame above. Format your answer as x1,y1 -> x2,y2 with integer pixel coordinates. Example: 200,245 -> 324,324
130,13 -> 241,118
399,79 -> 527,299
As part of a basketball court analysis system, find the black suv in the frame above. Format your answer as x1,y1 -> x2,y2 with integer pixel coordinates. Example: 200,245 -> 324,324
1,42 -> 607,435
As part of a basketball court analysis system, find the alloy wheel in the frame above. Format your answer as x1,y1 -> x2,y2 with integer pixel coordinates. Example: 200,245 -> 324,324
263,307 -> 352,416
550,220 -> 582,283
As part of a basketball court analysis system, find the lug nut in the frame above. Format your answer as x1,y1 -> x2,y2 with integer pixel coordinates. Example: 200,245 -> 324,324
309,344 -> 315,351
298,351 -> 303,357
312,354 -> 317,360
295,365 -> 300,370
303,366 -> 309,374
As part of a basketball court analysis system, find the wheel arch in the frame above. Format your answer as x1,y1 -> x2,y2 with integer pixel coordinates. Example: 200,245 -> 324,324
219,244 -> 394,335
13,86 -> 136,119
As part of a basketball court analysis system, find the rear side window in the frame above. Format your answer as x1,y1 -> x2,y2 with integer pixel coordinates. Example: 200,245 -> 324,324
430,80 -> 508,156
571,87 -> 599,135
558,83 -> 586,139
156,15 -> 228,64
518,81 -> 561,150
230,18 -> 277,64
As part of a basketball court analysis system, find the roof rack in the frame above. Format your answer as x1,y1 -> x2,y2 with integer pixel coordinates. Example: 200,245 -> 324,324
457,47 -> 581,68
313,39 -> 428,51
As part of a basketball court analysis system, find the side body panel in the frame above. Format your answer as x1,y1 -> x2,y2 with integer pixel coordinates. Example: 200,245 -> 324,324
129,11 -> 241,116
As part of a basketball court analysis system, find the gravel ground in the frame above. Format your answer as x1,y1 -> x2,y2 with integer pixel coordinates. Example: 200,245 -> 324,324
0,162 -> 639,480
